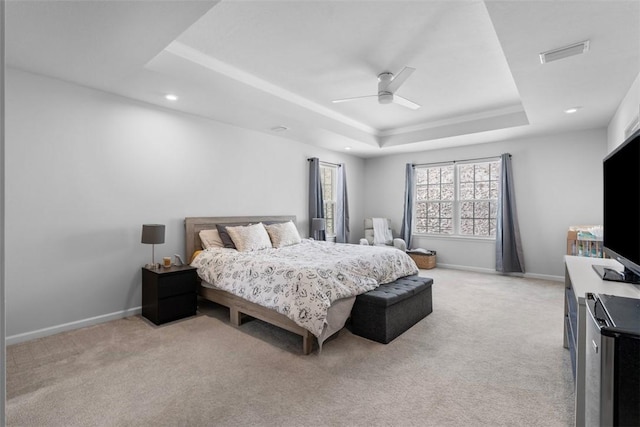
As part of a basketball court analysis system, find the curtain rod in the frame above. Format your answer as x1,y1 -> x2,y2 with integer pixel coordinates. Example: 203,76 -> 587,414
411,153 -> 510,168
307,158 -> 342,167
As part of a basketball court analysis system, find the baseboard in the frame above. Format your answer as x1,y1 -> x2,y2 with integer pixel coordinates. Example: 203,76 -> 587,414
434,263 -> 564,282
436,263 -> 496,275
5,265 -> 564,346
6,306 -> 142,346
523,272 -> 564,282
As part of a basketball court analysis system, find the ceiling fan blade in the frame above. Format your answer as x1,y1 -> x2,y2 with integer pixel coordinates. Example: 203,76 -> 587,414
386,66 -> 415,93
332,94 -> 378,104
393,95 -> 421,110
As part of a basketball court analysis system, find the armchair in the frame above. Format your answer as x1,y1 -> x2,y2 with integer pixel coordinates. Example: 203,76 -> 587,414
359,218 -> 407,251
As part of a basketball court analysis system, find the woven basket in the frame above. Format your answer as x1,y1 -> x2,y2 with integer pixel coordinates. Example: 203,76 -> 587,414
408,251 -> 436,269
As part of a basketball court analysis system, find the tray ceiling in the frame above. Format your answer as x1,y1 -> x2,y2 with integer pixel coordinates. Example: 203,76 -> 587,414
6,0 -> 640,157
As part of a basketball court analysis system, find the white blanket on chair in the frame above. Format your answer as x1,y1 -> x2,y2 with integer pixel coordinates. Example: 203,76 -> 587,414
372,217 -> 393,245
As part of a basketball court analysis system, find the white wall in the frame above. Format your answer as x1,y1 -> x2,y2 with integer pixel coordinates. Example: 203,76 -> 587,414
607,71 -> 640,152
5,68 -> 365,340
1,0 -> 7,419
363,129 -> 608,279
2,66 -> 617,341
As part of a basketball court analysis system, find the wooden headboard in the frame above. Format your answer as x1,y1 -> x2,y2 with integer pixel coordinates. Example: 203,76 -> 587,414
184,215 -> 297,258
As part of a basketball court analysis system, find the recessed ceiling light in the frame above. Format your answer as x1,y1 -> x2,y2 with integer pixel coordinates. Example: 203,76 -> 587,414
564,107 -> 581,114
270,126 -> 289,132
165,94 -> 178,101
344,146 -> 352,151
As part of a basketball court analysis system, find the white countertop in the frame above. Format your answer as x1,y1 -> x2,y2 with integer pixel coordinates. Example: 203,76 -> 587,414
565,255 -> 640,303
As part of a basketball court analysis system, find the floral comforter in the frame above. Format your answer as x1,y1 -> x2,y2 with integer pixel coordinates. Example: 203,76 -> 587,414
191,240 -> 418,337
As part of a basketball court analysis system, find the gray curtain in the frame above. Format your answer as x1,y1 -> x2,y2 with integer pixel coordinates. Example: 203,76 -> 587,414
308,157 -> 325,240
400,163 -> 415,249
496,153 -> 525,273
335,164 -> 350,243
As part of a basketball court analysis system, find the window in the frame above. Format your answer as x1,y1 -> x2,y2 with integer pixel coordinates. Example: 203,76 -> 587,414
320,163 -> 337,237
415,164 -> 454,234
414,160 -> 501,237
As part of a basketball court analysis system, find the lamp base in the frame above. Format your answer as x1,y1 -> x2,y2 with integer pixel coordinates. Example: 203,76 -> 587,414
145,263 -> 160,270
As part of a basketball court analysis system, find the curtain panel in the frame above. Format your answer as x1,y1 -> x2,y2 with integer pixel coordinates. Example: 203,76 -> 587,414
496,153 -> 525,273
308,157 -> 325,240
400,163 -> 415,249
335,164 -> 350,243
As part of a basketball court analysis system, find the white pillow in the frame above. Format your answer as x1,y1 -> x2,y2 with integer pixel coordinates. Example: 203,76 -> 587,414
226,223 -> 272,252
199,229 -> 224,249
265,221 -> 301,248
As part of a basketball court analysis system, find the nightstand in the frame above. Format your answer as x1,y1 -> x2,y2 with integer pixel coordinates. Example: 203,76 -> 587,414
142,265 -> 198,325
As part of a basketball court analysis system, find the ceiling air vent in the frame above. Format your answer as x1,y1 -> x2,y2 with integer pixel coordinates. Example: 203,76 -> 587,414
539,40 -> 590,64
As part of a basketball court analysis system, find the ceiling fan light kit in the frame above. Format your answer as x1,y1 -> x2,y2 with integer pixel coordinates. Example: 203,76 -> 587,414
378,92 -> 393,104
332,66 -> 421,110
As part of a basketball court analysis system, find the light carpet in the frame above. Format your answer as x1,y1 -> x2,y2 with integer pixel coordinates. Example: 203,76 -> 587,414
6,268 -> 575,426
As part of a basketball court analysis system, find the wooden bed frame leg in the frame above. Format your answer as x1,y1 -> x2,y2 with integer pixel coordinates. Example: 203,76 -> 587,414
230,307 -> 242,326
302,332 -> 313,355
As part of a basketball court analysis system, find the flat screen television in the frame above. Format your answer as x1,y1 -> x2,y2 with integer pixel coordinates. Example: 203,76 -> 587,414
593,128 -> 640,284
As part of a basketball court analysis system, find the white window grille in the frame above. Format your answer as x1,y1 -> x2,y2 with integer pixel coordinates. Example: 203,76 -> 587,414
414,159 -> 501,237
320,163 -> 337,237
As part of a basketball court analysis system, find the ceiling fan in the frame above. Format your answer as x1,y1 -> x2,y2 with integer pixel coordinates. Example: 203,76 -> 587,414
332,66 -> 421,110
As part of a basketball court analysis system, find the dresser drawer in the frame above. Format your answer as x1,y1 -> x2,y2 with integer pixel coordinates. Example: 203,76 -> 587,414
157,293 -> 197,324
157,270 -> 197,299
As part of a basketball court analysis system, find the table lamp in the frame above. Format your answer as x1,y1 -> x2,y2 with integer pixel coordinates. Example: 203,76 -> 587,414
141,224 -> 165,269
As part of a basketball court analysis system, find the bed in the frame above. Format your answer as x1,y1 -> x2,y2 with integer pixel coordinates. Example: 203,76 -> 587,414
185,216 -> 418,354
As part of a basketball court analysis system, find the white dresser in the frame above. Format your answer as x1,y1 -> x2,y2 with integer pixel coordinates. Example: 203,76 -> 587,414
564,255 -> 640,426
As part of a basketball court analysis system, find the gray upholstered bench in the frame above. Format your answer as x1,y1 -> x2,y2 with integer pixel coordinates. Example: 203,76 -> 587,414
350,275 -> 433,344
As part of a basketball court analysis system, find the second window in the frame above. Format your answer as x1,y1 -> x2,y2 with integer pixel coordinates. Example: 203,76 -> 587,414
414,160 -> 501,237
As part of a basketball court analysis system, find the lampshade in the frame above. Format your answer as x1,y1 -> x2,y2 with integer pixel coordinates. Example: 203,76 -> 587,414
141,224 -> 165,244
312,218 -> 326,232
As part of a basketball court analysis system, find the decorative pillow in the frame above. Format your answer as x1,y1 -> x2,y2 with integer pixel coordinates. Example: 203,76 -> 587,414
190,250 -> 203,263
265,221 -> 301,248
216,223 -> 252,249
199,229 -> 224,249
226,223 -> 272,252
